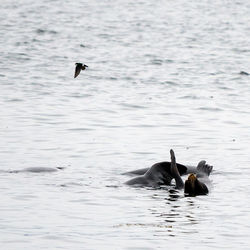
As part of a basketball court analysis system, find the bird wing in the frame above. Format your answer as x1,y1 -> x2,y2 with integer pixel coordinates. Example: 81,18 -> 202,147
82,64 -> 88,70
74,64 -> 82,78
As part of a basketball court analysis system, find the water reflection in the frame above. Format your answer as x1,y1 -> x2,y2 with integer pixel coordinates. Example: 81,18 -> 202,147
167,188 -> 182,202
144,189 -> 201,237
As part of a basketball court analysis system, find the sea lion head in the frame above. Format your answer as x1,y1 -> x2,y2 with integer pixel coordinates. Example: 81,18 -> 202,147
184,174 -> 196,196
184,173 -> 209,196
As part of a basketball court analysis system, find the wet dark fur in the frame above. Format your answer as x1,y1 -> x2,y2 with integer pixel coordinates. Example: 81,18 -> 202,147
184,177 -> 208,196
125,161 -> 187,186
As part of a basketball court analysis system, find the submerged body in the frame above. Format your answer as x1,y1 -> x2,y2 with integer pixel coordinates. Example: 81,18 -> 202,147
125,161 -> 187,187
4,167 -> 64,173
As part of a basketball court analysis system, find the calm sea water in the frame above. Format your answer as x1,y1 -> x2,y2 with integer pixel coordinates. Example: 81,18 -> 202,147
1,0 -> 250,249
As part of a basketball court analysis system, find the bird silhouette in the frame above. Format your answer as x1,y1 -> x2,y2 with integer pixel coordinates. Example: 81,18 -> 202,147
74,63 -> 88,78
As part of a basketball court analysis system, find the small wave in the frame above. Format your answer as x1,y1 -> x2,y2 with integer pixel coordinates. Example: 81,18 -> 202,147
6,98 -> 23,102
113,223 -> 173,228
198,107 -> 223,112
179,95 -> 199,100
150,59 -> 163,65
35,28 -> 57,34
120,103 -> 147,109
67,128 -> 94,131
160,80 -> 178,86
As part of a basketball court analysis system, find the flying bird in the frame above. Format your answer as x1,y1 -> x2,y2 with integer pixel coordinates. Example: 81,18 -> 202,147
74,63 -> 88,78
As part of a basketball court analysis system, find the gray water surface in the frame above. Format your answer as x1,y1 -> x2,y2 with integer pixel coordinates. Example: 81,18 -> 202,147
1,0 -> 250,249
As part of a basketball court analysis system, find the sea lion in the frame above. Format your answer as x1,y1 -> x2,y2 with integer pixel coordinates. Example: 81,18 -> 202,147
123,163 -> 197,177
74,63 -> 88,78
125,149 -> 212,196
125,154 -> 188,187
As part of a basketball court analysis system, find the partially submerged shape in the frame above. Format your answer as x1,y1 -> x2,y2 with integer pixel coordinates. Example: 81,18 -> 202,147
184,173 -> 208,196
7,167 -> 65,173
125,149 -> 213,196
125,161 -> 187,187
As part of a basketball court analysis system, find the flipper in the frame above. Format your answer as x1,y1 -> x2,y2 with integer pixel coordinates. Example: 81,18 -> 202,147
170,149 -> 184,189
196,160 -> 213,177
